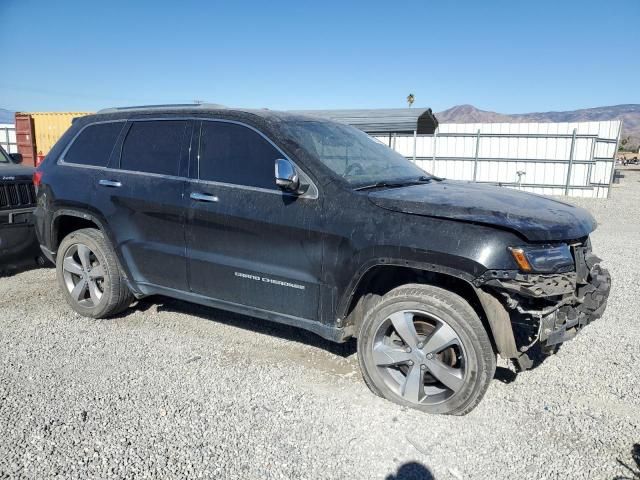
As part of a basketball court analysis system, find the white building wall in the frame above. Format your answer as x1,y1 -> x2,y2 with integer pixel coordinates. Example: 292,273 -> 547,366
375,120 -> 621,198
0,124 -> 17,154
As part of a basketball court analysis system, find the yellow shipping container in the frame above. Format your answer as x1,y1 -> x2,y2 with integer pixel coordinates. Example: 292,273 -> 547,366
30,112 -> 93,155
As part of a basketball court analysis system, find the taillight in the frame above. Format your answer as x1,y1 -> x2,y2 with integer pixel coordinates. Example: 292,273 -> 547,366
33,170 -> 43,188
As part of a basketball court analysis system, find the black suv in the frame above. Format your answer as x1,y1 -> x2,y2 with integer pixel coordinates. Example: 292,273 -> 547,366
0,144 -> 40,271
34,105 -> 611,415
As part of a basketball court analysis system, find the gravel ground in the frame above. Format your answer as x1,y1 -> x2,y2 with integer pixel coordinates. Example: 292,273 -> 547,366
1,173 -> 639,480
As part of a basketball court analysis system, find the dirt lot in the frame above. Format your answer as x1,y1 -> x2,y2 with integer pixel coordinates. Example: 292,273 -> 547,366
1,173 -> 639,480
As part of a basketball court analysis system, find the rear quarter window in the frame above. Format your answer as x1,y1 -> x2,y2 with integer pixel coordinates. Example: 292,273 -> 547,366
64,122 -> 124,167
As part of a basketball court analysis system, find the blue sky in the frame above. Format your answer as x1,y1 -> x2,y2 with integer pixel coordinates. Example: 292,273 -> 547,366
1,0 -> 638,113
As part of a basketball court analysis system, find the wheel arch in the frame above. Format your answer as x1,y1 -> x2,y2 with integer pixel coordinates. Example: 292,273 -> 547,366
52,209 -> 110,252
50,208 -> 143,297
341,261 -> 517,358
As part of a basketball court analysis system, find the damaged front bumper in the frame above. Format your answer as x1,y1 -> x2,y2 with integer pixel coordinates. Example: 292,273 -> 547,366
537,263 -> 610,348
475,241 -> 611,369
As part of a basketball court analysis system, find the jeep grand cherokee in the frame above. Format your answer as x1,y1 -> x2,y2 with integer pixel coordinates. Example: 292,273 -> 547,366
0,144 -> 40,271
33,105 -> 611,415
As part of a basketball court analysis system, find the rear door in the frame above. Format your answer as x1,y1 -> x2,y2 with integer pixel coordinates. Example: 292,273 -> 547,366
93,119 -> 192,291
185,119 -> 324,321
56,120 -> 127,211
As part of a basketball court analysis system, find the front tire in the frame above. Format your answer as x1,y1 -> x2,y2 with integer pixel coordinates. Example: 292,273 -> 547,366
357,284 -> 496,415
56,228 -> 133,318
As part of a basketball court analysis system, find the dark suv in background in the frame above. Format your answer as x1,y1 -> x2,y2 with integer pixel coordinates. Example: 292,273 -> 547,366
34,105 -> 611,415
0,144 -> 41,271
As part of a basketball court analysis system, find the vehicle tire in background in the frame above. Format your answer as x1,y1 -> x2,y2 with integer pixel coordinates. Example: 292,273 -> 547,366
56,228 -> 133,318
357,284 -> 496,415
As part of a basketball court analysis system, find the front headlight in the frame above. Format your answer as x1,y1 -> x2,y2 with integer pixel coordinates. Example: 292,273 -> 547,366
508,244 -> 574,273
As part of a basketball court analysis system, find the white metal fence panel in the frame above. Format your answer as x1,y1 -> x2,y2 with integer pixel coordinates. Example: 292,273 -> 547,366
0,124 -> 17,154
374,120 -> 621,198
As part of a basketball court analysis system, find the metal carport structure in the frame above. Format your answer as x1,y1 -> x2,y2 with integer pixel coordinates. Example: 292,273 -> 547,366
290,108 -> 439,166
290,108 -> 439,135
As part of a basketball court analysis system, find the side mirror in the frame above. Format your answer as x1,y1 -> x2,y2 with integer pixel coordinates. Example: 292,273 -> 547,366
10,153 -> 23,164
275,158 -> 300,193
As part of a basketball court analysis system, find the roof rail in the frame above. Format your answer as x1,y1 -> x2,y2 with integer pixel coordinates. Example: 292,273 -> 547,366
97,103 -> 227,114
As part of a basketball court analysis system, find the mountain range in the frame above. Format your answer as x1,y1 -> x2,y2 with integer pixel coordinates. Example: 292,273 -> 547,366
436,104 -> 640,150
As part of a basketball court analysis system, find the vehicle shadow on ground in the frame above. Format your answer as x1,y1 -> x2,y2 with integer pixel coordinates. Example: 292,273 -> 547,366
122,297 -> 563,378
386,461 -> 435,480
0,261 -> 51,279
614,443 -> 640,479
493,344 -> 563,384
127,296 -> 358,358
121,296 -> 565,385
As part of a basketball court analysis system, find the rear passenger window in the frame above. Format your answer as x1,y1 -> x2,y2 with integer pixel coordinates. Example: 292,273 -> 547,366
64,122 -> 124,166
120,120 -> 187,176
198,121 -> 281,189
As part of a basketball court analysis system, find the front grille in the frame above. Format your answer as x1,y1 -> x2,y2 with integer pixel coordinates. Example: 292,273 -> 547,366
0,182 -> 36,209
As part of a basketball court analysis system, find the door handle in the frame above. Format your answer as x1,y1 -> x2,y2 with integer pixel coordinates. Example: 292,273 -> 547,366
190,192 -> 219,203
98,179 -> 122,188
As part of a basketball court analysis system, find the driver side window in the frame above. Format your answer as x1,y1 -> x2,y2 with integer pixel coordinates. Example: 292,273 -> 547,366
198,121 -> 281,190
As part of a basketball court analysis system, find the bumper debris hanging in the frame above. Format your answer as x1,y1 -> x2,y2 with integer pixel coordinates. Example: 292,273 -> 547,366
476,240 -> 611,365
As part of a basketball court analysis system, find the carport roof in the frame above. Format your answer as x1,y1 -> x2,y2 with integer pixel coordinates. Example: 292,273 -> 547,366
288,108 -> 439,135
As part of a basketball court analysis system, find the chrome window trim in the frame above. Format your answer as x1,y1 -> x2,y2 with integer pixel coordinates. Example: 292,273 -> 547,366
58,163 -> 314,198
187,177 -> 314,198
57,117 -> 319,200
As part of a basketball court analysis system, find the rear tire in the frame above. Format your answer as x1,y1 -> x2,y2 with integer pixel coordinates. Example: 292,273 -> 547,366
357,284 -> 496,415
56,228 -> 133,318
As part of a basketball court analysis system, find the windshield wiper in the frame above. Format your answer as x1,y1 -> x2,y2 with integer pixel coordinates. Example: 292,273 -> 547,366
354,175 -> 443,192
418,175 -> 443,182
354,181 -> 410,191
354,180 -> 428,191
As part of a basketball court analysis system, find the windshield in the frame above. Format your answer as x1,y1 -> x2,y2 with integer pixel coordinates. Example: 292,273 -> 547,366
281,120 -> 428,187
0,146 -> 10,164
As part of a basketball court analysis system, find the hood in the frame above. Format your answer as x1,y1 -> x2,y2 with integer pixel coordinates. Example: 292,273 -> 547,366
0,163 -> 34,181
368,180 -> 596,242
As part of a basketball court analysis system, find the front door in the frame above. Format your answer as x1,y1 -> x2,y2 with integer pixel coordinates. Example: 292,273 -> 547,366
185,120 -> 323,321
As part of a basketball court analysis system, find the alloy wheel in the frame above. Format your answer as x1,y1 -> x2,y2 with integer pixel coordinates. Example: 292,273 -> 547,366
62,243 -> 105,307
372,310 -> 466,405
